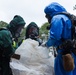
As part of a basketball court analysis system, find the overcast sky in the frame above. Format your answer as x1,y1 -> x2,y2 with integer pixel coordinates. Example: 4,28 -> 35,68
0,0 -> 76,27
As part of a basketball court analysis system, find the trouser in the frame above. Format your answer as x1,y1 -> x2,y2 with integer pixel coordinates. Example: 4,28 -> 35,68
0,57 -> 13,75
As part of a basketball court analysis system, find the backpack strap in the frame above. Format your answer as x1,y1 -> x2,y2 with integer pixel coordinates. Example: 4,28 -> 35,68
56,12 -> 76,26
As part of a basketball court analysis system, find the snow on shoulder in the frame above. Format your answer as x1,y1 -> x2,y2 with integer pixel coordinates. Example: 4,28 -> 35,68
10,39 -> 54,75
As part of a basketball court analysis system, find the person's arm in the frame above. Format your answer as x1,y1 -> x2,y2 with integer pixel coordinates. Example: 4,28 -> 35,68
45,16 -> 63,47
45,38 -> 56,47
1,30 -> 15,57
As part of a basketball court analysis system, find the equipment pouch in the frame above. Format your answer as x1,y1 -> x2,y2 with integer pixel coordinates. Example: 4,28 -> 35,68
63,53 -> 75,71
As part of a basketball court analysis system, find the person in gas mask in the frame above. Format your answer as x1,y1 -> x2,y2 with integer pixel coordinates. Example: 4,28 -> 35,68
25,22 -> 42,45
0,15 -> 25,75
7,15 -> 26,49
42,2 -> 76,75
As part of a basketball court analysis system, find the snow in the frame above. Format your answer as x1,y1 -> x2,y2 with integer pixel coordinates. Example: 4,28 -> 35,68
10,39 -> 55,75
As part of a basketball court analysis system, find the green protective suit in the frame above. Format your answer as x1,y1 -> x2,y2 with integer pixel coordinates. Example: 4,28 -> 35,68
0,15 -> 25,75
7,15 -> 25,49
0,29 -> 15,75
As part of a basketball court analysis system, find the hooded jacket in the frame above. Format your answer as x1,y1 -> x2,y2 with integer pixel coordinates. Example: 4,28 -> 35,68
44,2 -> 72,47
26,22 -> 39,39
7,15 -> 25,38
44,2 -> 76,75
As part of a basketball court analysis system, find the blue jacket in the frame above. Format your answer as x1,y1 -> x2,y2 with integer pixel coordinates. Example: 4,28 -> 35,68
44,2 -> 76,75
44,2 -> 72,47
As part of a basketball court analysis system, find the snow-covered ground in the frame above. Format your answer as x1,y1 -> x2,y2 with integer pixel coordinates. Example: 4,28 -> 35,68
10,39 -> 55,75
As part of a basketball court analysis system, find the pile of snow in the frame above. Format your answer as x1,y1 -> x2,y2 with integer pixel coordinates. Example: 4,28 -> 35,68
10,39 -> 55,75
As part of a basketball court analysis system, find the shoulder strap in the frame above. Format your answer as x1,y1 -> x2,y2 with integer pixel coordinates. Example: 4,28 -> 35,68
55,12 -> 74,40
56,12 -> 76,26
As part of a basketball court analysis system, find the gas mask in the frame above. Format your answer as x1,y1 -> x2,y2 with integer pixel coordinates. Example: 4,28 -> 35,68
15,26 -> 24,39
45,14 -> 52,23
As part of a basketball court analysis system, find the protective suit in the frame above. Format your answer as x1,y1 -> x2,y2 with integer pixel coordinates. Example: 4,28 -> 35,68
44,2 -> 76,75
0,29 -> 15,75
7,15 -> 25,49
25,22 -> 42,45
26,22 -> 39,39
0,15 -> 25,75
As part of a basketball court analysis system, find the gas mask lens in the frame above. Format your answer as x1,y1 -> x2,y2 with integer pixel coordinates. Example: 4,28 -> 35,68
15,26 -> 24,38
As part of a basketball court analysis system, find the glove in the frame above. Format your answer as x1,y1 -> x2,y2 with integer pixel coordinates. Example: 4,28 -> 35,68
41,43 -> 46,47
